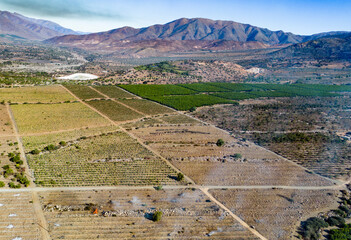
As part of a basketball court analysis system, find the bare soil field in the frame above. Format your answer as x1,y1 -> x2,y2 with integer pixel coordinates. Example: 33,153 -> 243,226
129,124 -> 332,186
0,192 -> 42,239
0,104 -> 14,136
210,189 -> 340,240
171,160 -> 334,187
38,188 -> 260,240
0,86 -> 76,103
11,102 -> 110,134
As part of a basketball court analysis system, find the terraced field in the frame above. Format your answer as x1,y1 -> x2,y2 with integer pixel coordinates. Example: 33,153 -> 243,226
11,102 -> 109,134
39,189 -> 260,240
0,192 -> 42,240
0,85 -> 76,103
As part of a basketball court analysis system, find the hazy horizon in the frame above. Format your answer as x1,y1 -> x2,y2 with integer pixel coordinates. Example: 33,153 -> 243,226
0,0 -> 350,35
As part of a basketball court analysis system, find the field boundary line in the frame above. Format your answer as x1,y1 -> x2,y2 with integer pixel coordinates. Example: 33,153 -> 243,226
201,187 -> 268,240
61,85 -> 196,185
89,86 -> 146,116
6,103 -> 35,184
32,191 -> 51,240
20,124 -> 116,137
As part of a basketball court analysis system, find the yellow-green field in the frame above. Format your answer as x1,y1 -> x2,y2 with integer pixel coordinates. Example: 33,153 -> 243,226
11,102 -> 110,134
0,86 -> 76,103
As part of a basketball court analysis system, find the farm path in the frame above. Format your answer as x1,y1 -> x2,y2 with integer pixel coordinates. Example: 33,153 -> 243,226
6,103 -> 35,185
32,191 -> 51,240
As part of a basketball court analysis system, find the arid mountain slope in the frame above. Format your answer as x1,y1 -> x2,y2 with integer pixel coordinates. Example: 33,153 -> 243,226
0,11 -> 79,40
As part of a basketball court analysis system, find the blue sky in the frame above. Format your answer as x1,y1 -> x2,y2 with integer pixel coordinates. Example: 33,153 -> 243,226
0,0 -> 350,35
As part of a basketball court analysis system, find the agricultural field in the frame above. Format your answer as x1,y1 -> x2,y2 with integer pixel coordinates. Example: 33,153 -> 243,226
65,85 -> 104,100
11,102 -> 110,134
0,104 -> 14,136
87,99 -> 144,122
118,99 -> 174,115
93,85 -> 137,99
24,130 -> 179,186
0,85 -> 76,103
120,83 -> 351,111
38,188 -> 260,240
0,192 -> 42,240
210,189 -> 340,240
254,132 -> 351,180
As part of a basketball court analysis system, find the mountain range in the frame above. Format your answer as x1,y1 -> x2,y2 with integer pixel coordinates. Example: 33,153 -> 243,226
0,11 -> 350,59
0,10 -> 80,41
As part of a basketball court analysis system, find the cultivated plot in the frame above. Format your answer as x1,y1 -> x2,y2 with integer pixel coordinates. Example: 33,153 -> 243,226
93,86 -> 137,99
11,102 -> 109,134
25,131 -> 179,186
65,85 -> 104,100
87,99 -> 143,122
0,85 -> 76,103
210,189 -> 340,240
118,99 -> 174,115
0,192 -> 42,240
39,189 -> 260,240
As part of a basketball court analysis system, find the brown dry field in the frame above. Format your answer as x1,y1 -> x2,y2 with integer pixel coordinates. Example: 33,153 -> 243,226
171,160 -> 334,186
130,124 -> 333,186
0,104 -> 14,136
39,189 -> 260,240
0,192 -> 42,239
210,189 -> 340,240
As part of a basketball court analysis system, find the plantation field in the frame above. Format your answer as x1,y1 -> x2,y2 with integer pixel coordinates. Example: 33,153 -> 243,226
25,131 -> 179,186
93,86 -> 137,99
120,84 -> 197,97
39,189 -> 260,240
120,83 -> 350,110
210,189 -> 340,240
147,94 -> 234,111
0,192 -> 42,240
65,85 -> 104,100
171,159 -> 334,187
0,104 -> 14,136
87,99 -> 143,122
0,86 -> 76,103
11,102 -> 109,134
22,125 -> 118,150
256,133 -> 351,180
118,99 -> 174,115
159,114 -> 203,125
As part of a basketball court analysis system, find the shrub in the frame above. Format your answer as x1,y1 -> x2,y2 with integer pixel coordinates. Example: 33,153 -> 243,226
30,149 -> 41,155
0,181 -> 5,187
44,144 -> 59,151
299,217 -> 328,240
59,141 -> 67,147
327,216 -> 345,227
152,211 -> 163,222
176,172 -> 184,181
8,182 -> 21,189
233,153 -> 242,159
216,139 -> 225,147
